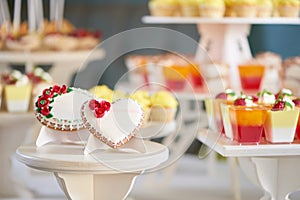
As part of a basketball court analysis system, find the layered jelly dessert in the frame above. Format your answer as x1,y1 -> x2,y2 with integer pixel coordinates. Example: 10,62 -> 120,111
293,98 -> 300,139
229,96 -> 267,144
264,98 -> 299,143
238,64 -> 265,91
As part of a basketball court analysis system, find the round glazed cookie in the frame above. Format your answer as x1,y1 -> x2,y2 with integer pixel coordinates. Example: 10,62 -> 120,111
81,98 -> 144,148
34,85 -> 94,131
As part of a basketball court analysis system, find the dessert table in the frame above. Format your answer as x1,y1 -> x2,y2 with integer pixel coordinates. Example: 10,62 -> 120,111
16,141 -> 168,200
0,112 -> 36,198
198,128 -> 300,200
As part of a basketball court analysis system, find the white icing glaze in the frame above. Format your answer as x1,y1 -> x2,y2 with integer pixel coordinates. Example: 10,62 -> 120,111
84,98 -> 144,145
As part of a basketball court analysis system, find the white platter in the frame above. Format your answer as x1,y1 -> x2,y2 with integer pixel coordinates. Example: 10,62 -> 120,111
197,128 -> 300,157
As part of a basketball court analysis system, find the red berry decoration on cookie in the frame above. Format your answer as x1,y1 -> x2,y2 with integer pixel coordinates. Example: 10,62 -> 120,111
35,84 -> 73,118
88,99 -> 111,118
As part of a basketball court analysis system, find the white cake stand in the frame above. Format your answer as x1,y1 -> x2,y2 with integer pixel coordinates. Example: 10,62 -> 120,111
0,112 -> 35,197
198,128 -> 300,200
16,141 -> 169,200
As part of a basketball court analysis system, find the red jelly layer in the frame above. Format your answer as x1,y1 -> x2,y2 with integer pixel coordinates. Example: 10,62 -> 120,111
190,75 -> 203,88
240,76 -> 263,90
166,80 -> 186,90
232,124 -> 264,144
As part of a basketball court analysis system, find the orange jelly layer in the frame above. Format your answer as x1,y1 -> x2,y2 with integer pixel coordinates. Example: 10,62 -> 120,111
163,65 -> 190,80
238,65 -> 265,77
229,107 -> 266,126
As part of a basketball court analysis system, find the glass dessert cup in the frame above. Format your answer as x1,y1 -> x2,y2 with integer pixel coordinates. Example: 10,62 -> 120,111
238,64 -> 265,92
229,106 -> 267,144
163,65 -> 189,91
213,99 -> 234,135
221,103 -> 233,140
264,109 -> 299,143
205,98 -> 217,131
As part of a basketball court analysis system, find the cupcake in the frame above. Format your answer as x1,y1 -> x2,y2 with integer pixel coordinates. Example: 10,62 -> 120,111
264,97 -> 299,143
257,0 -> 273,17
149,0 -> 181,16
229,96 -> 267,144
233,0 -> 258,17
199,0 -> 225,18
224,0 -> 237,17
130,90 -> 152,122
277,0 -> 300,17
2,70 -> 32,112
89,85 -> 114,102
179,0 -> 200,17
150,91 -> 178,122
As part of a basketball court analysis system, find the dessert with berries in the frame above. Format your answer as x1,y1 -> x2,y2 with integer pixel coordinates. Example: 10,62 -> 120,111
2,70 -> 32,112
264,97 -> 299,143
229,96 -> 267,144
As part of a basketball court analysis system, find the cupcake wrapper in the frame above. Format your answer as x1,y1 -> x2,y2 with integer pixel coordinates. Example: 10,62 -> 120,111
150,107 -> 176,122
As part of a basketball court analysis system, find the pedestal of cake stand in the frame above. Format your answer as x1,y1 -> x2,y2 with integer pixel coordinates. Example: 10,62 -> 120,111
195,24 -> 252,91
55,172 -> 138,200
239,156 -> 300,200
16,141 -> 169,200
0,113 -> 35,198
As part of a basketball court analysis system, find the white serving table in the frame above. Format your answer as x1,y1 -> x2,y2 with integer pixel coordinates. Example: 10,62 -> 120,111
198,128 -> 300,200
16,141 -> 168,200
0,49 -> 105,85
0,112 -> 36,198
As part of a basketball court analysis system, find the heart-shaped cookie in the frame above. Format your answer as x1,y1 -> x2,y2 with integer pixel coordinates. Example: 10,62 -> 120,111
81,98 -> 144,148
34,85 -> 94,131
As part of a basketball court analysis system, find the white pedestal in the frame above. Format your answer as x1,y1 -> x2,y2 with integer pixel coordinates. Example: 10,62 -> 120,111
0,113 -> 35,198
16,141 -> 169,200
198,129 -> 300,200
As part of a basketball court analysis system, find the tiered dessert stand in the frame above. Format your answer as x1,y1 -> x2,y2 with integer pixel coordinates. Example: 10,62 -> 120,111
142,16 -> 300,91
142,16 -> 300,199
198,129 -> 300,200
0,48 -> 104,198
16,140 -> 169,200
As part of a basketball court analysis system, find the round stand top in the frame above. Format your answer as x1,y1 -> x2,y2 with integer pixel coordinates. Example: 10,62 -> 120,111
16,140 -> 169,174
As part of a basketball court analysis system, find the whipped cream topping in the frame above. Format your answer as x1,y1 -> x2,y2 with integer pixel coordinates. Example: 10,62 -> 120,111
283,97 -> 295,111
11,70 -> 29,86
258,89 -> 275,104
225,89 -> 237,101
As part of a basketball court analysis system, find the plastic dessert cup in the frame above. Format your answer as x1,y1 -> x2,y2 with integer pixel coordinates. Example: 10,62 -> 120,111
221,103 -> 233,140
264,109 -> 299,143
163,65 -> 189,91
4,84 -> 32,112
205,98 -> 217,131
238,64 -> 265,91
213,99 -> 229,134
229,106 -> 267,144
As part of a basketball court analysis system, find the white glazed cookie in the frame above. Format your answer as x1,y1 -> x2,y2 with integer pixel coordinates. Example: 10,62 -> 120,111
34,85 -> 94,131
81,98 -> 144,148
